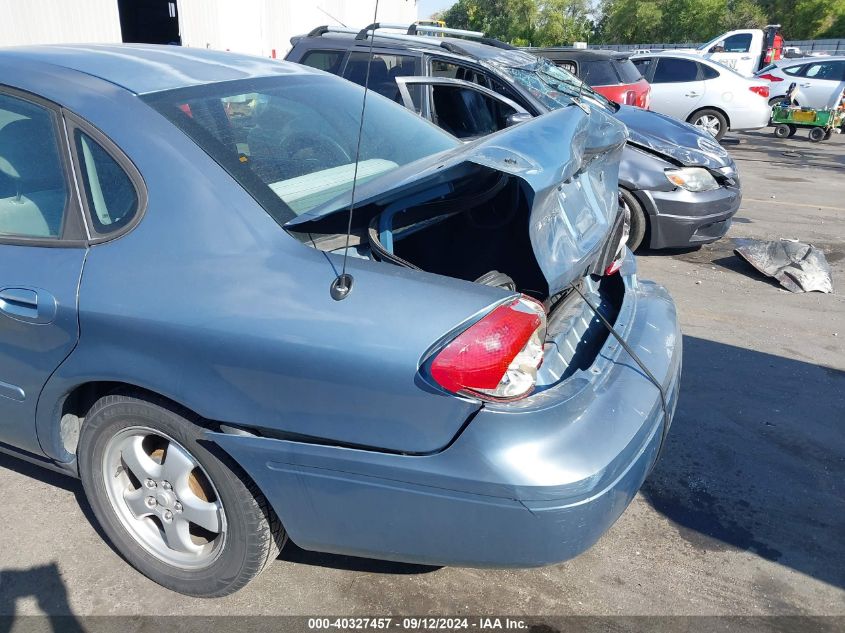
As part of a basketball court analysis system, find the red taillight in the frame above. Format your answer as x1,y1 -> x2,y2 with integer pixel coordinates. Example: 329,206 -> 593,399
758,73 -> 783,82
605,260 -> 623,275
624,90 -> 637,105
750,85 -> 770,98
430,296 -> 546,401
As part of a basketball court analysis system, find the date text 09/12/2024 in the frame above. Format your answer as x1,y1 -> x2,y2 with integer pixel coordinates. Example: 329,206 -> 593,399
307,618 -> 529,630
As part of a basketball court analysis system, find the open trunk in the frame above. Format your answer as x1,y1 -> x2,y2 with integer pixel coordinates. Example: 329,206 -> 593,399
287,106 -> 628,306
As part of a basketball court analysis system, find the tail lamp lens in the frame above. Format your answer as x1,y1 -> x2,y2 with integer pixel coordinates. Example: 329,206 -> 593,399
750,85 -> 770,98
430,296 -> 547,401
624,90 -> 637,105
758,73 -> 783,82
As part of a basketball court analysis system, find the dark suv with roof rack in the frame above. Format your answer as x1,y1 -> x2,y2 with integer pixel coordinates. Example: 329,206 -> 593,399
525,48 -> 651,109
287,24 -> 742,251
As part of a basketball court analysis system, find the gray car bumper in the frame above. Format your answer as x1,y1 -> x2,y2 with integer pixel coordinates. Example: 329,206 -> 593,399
635,184 -> 742,250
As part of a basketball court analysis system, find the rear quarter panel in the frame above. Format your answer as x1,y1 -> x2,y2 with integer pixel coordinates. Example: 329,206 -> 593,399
29,66 -> 507,458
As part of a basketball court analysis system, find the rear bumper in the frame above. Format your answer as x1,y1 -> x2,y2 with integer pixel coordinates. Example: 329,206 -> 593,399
727,101 -> 772,131
636,184 -> 741,249
211,258 -> 682,567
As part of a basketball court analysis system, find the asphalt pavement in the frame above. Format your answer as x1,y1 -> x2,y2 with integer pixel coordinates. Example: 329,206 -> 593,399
0,129 -> 843,621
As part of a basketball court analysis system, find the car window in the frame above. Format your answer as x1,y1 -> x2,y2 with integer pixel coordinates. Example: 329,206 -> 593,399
430,84 -> 516,139
721,33 -> 752,53
632,58 -> 653,79
699,63 -> 720,80
783,64 -> 806,76
144,75 -> 457,221
580,60 -> 618,86
613,59 -> 642,84
430,59 -> 525,107
75,131 -> 139,234
342,53 -> 418,102
652,58 -> 699,83
0,94 -> 67,239
299,50 -> 345,74
554,60 -> 577,75
802,61 -> 845,81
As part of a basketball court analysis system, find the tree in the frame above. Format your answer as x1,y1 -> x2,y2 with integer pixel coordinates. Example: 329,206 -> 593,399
440,0 -> 592,46
534,0 -> 594,45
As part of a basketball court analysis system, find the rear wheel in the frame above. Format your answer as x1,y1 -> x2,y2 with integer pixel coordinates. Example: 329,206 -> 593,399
620,188 -> 647,251
809,127 -> 826,142
78,392 -> 285,597
688,109 -> 728,141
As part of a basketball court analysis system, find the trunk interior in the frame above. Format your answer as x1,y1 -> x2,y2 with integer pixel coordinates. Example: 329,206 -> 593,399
389,177 -> 550,302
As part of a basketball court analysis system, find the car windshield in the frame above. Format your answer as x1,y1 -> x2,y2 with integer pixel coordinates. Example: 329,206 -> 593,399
496,57 -> 616,112
143,75 -> 458,223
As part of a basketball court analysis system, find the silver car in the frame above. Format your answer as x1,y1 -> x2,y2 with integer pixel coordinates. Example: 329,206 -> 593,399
632,52 -> 772,140
756,57 -> 845,109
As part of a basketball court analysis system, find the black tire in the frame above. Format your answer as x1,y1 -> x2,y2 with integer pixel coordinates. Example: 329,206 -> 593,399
620,188 -> 647,251
773,124 -> 791,138
688,108 -> 728,141
78,391 -> 286,597
824,129 -> 833,140
787,124 -> 798,137
809,127 -> 826,142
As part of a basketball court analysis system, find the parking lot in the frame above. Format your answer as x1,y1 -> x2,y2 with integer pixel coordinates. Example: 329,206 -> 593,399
0,129 -> 843,620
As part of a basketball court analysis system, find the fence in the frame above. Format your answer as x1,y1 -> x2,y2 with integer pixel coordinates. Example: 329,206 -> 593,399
592,39 -> 845,56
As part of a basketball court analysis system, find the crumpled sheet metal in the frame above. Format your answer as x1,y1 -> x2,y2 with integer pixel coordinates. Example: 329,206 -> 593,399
734,239 -> 834,293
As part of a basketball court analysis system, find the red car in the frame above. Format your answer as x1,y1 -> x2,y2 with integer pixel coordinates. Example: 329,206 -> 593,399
526,48 -> 651,109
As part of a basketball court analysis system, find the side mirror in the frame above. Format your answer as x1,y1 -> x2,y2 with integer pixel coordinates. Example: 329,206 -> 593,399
505,112 -> 533,127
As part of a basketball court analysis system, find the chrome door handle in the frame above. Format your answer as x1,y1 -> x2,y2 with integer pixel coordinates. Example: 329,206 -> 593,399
685,92 -> 700,97
800,83 -> 811,88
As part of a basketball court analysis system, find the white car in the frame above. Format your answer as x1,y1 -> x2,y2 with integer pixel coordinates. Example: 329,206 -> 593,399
632,52 -> 772,140
756,57 -> 845,109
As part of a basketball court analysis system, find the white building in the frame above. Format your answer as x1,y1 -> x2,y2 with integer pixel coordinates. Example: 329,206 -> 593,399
0,0 -> 419,58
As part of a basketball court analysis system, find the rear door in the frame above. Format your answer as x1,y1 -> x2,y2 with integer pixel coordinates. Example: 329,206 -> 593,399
396,76 -> 529,140
794,60 -> 845,108
0,89 -> 87,455
649,57 -> 705,120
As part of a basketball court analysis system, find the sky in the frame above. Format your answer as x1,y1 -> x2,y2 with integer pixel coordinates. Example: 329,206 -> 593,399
417,0 -> 455,18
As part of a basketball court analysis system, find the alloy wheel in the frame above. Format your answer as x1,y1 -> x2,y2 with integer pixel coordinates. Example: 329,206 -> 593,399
693,114 -> 722,137
102,426 -> 226,569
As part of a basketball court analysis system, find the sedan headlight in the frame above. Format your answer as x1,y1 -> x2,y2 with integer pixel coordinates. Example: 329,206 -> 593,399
665,168 -> 720,192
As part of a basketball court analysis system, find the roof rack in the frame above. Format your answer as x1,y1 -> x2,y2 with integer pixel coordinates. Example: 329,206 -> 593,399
407,24 -> 484,38
306,25 -> 359,38
304,23 -> 514,57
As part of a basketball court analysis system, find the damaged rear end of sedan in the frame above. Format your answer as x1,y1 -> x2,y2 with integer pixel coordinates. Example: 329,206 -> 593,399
206,105 -> 683,566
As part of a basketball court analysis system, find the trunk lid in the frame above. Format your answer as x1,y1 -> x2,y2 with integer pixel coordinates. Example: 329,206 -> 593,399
287,106 -> 627,297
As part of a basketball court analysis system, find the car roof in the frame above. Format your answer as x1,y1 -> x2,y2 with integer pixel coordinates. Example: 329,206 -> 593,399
772,56 -> 845,65
524,48 -> 629,61
632,51 -> 712,60
0,43 -> 311,95
295,30 -> 538,67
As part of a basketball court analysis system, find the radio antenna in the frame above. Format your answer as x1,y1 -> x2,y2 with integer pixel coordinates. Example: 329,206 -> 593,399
330,0 -> 380,301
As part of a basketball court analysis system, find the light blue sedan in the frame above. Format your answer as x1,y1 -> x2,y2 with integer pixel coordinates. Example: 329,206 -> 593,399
0,44 -> 681,596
